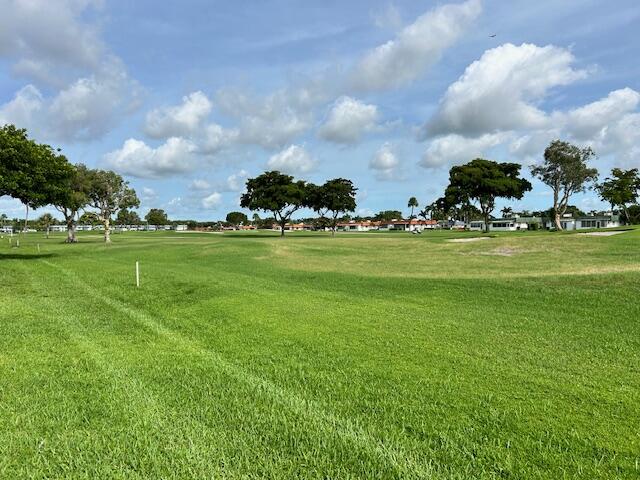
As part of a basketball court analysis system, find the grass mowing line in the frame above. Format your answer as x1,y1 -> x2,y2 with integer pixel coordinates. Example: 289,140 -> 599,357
40,259 -> 438,479
6,261 -> 243,478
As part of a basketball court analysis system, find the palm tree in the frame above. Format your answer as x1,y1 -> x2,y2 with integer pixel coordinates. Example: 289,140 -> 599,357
408,197 -> 418,220
501,206 -> 513,218
38,213 -> 54,238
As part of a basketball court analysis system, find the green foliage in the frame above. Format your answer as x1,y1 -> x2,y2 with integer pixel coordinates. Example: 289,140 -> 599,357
240,171 -> 308,235
531,140 -> 598,229
374,210 -> 403,221
597,168 -> 640,224
0,124 -> 74,210
116,209 -> 141,225
308,178 -> 357,233
226,211 -> 249,226
145,208 -> 169,225
445,158 -> 532,230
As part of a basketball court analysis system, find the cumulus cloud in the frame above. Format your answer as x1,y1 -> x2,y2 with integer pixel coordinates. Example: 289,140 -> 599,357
226,170 -> 249,192
199,123 -> 240,154
216,88 -> 316,150
267,145 -> 316,174
0,0 -> 104,86
144,91 -> 213,139
202,192 -> 222,209
318,96 -> 379,144
425,43 -> 587,137
420,133 -> 507,169
369,143 -> 403,180
104,137 -> 197,179
190,179 -> 211,191
351,0 -> 482,92
0,85 -> 44,128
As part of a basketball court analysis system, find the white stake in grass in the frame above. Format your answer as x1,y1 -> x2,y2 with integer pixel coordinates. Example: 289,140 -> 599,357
136,261 -> 140,288
37,243 -> 40,253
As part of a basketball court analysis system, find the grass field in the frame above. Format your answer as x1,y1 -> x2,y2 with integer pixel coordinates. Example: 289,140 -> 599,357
1,228 -> 639,479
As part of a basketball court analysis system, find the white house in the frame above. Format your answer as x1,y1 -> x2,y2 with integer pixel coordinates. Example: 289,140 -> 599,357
0,226 -> 13,234
175,224 -> 188,231
50,225 -> 67,232
545,213 -> 620,230
489,219 -> 530,231
337,221 -> 374,232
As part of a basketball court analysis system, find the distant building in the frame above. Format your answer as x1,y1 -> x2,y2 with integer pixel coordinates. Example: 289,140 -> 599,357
545,213 -> 621,230
0,226 -> 13,234
175,224 -> 188,231
378,219 -> 438,232
468,216 -> 543,231
50,225 -> 67,232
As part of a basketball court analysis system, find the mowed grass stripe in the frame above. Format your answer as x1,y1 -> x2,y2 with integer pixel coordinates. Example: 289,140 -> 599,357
39,259 -> 437,479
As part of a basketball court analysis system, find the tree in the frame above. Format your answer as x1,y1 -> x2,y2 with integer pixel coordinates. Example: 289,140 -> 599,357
240,171 -> 308,237
51,163 -> 91,243
531,140 -> 598,231
86,169 -> 139,243
145,208 -> 168,226
37,213 -> 55,238
116,209 -> 141,225
0,213 -> 7,227
374,210 -> 403,221
308,178 -> 357,236
252,213 -> 261,226
445,159 -> 532,232
597,168 -> 640,225
500,206 -> 513,218
79,212 -> 100,226
407,197 -> 419,221
0,125 -> 74,232
226,211 -> 249,226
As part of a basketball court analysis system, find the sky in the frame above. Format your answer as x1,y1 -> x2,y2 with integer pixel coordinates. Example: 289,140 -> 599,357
1,0 -> 640,221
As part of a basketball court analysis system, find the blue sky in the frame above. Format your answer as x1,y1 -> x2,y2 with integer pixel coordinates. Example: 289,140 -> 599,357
1,0 -> 640,220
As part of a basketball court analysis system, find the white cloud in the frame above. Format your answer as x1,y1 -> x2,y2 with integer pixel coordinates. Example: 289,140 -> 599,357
267,145 -> 316,174
559,88 -> 640,141
0,0 -> 104,85
318,96 -> 379,144
202,192 -> 222,209
426,43 -> 587,137
199,123 -> 240,154
0,85 -> 44,128
421,133 -> 507,169
141,187 -> 158,203
369,143 -> 403,180
351,0 -> 482,92
190,179 -> 211,191
104,137 -> 197,179
144,91 -> 213,139
216,88 -> 315,150
226,170 -> 249,192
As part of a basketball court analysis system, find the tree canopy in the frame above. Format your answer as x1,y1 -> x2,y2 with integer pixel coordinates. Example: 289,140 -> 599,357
597,168 -> 640,224
445,158 -> 532,232
226,211 -> 249,226
51,163 -> 92,243
240,171 -> 308,236
308,178 -> 357,235
145,208 -> 169,225
531,140 -> 598,230
86,169 -> 139,243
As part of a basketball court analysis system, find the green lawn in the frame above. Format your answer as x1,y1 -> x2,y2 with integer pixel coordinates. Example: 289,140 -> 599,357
1,229 -> 639,479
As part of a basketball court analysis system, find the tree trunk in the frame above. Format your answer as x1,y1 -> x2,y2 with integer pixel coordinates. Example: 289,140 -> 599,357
622,205 -> 631,225
23,204 -> 29,233
280,219 -> 286,237
104,218 -> 111,243
65,215 -> 77,243
554,211 -> 563,231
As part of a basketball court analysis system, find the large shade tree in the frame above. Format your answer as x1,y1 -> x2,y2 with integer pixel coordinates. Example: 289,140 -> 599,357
226,211 -> 249,226
116,208 -> 141,225
145,208 -> 169,225
86,169 -> 139,243
0,125 -> 74,232
445,159 -> 532,232
52,163 -> 91,243
531,140 -> 598,230
240,171 -> 308,237
597,168 -> 640,224
308,178 -> 357,235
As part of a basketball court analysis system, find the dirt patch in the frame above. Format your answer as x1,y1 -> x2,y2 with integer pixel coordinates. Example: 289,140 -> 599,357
447,237 -> 491,243
577,231 -> 628,237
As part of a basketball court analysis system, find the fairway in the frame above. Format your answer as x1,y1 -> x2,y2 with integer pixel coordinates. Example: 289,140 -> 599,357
1,230 -> 639,479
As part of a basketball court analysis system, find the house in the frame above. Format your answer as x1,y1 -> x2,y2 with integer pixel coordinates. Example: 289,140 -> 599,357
175,224 -> 188,231
239,225 -> 257,230
545,213 -> 621,230
336,221 -> 374,232
379,219 -> 438,232
0,226 -> 13,234
468,216 -> 543,231
50,225 -> 67,232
